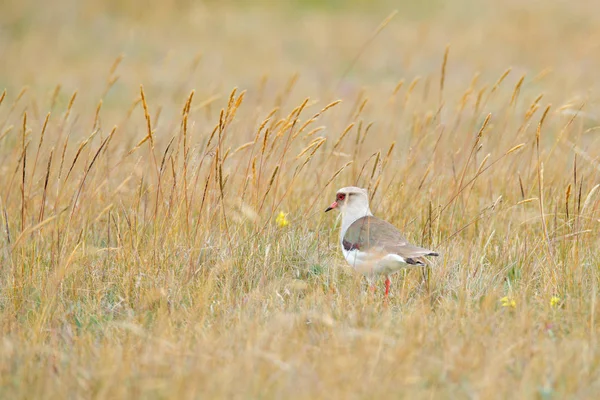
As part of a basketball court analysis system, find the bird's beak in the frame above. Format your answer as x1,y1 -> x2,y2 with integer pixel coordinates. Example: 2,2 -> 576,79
325,201 -> 338,212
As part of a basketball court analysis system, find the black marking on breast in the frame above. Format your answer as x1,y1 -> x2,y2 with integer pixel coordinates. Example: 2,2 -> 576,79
343,239 -> 360,251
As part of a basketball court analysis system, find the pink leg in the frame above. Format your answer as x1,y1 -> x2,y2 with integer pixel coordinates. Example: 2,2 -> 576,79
384,276 -> 391,298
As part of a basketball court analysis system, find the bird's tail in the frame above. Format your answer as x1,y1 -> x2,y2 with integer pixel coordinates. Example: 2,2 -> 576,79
404,247 -> 439,266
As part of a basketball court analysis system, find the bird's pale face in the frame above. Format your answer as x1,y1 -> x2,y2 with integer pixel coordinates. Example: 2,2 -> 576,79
325,187 -> 370,215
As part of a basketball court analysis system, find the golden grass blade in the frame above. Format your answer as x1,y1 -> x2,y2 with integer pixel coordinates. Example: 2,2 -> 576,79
12,214 -> 58,249
581,184 -> 600,215
336,10 -> 398,89
440,44 -> 450,103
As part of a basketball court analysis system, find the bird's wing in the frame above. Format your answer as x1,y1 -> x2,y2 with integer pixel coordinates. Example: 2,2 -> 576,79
343,216 -> 438,264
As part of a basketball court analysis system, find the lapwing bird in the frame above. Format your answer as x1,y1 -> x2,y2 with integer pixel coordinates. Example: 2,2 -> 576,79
325,186 -> 438,297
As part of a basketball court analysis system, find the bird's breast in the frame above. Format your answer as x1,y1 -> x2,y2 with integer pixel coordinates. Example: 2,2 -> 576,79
341,246 -> 412,276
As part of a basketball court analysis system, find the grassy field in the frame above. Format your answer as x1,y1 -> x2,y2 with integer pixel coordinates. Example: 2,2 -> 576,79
1,0 -> 600,398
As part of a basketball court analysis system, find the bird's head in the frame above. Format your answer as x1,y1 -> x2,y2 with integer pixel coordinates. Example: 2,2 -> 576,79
325,186 -> 371,216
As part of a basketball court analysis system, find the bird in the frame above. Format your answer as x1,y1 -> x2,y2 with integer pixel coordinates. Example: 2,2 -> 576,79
325,186 -> 438,298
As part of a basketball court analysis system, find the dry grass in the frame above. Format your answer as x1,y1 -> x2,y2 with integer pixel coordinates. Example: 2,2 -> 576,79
1,0 -> 600,398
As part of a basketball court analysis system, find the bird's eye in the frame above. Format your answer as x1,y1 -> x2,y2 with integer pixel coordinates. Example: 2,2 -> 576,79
336,193 -> 346,201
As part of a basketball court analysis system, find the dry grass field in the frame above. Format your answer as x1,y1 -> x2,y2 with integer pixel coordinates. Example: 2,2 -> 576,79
1,0 -> 600,398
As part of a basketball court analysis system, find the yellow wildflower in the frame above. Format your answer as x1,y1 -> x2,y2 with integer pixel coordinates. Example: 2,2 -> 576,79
275,211 -> 289,227
550,296 -> 561,307
500,296 -> 516,308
